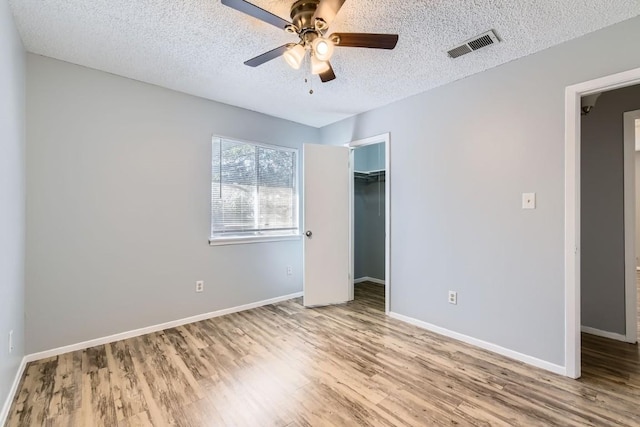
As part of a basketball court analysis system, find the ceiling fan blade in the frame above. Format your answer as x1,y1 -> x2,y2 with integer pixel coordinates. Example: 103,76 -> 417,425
244,44 -> 295,67
331,33 -> 398,49
221,0 -> 291,30
312,0 -> 346,27
319,63 -> 336,83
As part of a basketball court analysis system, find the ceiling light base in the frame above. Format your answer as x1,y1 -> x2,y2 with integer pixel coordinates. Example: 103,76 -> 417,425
290,0 -> 320,33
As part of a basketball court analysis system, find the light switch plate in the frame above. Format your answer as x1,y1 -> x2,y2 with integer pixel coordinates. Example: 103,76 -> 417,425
522,192 -> 536,209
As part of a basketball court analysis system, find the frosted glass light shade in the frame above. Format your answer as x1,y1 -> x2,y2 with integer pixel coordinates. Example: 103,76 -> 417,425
283,44 -> 305,69
312,37 -> 334,61
311,55 -> 330,75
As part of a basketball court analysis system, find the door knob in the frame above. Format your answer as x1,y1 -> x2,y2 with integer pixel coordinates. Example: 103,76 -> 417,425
305,230 -> 313,238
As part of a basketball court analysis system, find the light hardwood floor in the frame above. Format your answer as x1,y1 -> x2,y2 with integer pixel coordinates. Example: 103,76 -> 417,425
6,281 -> 640,426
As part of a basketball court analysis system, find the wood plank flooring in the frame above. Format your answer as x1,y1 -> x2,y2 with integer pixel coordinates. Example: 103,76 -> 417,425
6,281 -> 640,426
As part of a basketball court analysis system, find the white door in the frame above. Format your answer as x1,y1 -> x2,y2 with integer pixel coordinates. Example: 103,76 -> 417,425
303,143 -> 350,307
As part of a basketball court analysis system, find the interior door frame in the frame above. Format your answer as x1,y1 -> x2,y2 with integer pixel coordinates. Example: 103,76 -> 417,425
347,133 -> 391,314
623,110 -> 640,345
565,67 -> 640,379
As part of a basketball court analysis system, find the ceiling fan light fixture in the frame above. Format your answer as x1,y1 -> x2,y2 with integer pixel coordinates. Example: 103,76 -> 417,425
312,37 -> 334,61
221,0 -> 399,83
283,44 -> 305,69
310,55 -> 330,75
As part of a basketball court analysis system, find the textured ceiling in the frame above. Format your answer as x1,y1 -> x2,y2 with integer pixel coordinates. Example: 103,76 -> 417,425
9,0 -> 640,127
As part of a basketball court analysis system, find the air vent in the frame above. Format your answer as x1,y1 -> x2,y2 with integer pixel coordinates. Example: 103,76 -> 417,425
447,44 -> 472,59
447,30 -> 500,59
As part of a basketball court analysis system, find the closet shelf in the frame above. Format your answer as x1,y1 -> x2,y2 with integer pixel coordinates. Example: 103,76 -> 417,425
354,169 -> 385,182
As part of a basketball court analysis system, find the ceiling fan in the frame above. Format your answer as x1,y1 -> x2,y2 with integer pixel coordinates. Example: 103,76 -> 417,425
221,0 -> 399,83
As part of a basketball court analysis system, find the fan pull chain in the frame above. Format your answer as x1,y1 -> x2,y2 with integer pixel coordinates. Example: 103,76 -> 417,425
304,78 -> 314,95
304,54 -> 314,95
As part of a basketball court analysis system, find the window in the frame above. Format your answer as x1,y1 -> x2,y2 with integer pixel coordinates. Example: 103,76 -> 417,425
210,136 -> 299,244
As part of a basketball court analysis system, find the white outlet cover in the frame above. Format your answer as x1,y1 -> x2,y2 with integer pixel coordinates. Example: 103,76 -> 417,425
522,192 -> 536,209
448,291 -> 457,305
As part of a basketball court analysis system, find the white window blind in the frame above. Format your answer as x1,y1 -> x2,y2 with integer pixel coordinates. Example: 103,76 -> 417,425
211,137 -> 299,240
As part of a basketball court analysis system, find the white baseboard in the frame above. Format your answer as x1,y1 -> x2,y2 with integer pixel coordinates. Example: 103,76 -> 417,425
0,356 -> 27,426
25,291 -> 303,363
354,276 -> 385,285
388,312 -> 566,376
581,325 -> 634,343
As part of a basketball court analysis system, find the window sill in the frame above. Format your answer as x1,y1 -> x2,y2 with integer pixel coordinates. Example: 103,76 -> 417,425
209,234 -> 302,246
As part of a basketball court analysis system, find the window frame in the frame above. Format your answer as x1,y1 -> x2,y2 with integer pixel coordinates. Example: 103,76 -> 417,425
209,135 -> 301,246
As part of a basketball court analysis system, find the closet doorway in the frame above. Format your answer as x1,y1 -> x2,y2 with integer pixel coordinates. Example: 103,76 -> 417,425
348,133 -> 390,314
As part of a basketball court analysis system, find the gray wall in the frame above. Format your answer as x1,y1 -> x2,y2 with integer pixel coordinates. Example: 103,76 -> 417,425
320,16 -> 640,366
354,143 -> 385,172
581,84 -> 640,335
0,0 -> 25,412
26,55 -> 319,353
354,178 -> 385,281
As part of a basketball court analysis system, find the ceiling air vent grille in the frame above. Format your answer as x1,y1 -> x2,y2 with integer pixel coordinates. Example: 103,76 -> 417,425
447,30 -> 500,59
447,44 -> 472,59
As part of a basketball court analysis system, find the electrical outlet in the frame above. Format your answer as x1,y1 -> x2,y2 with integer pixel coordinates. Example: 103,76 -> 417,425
195,281 -> 204,293
286,266 -> 293,276
448,291 -> 457,305
9,330 -> 14,354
